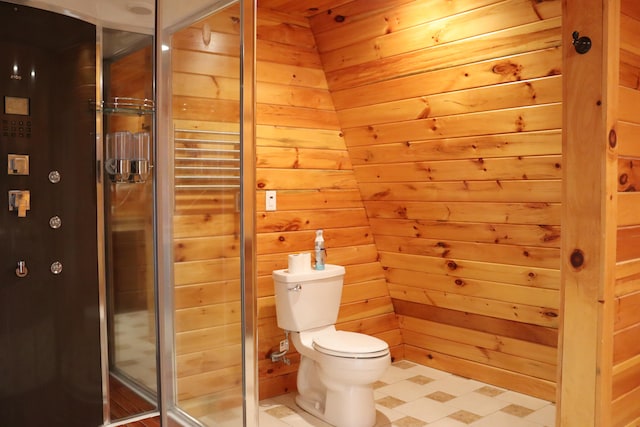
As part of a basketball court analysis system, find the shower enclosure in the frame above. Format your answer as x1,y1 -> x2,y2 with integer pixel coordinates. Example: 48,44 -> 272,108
0,3 -> 102,426
0,0 -> 256,426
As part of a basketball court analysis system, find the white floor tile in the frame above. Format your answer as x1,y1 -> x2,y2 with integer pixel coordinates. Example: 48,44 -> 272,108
427,418 -> 469,427
376,380 -> 432,402
524,403 -> 557,426
379,365 -> 424,384
394,397 -> 458,423
470,411 -> 541,427
420,375 -> 486,397
259,412 -> 292,427
281,411 -> 333,427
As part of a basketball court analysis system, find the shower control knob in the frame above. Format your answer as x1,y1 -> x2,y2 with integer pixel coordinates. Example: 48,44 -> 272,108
50,261 -> 63,275
15,261 -> 28,278
48,170 -> 61,183
49,215 -> 62,229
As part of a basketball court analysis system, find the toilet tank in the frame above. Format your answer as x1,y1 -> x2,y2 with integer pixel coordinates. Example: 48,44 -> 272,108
273,264 -> 346,332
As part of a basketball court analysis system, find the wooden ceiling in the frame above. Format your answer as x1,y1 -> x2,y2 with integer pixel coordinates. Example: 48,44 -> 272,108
259,0 -> 640,21
256,0 -> 354,17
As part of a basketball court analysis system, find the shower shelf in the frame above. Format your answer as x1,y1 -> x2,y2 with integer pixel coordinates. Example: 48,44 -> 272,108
90,97 -> 155,115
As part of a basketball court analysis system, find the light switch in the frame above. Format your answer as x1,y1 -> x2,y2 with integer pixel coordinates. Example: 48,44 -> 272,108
266,190 -> 277,211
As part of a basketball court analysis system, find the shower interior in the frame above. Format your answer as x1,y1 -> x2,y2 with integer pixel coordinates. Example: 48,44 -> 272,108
101,27 -> 159,420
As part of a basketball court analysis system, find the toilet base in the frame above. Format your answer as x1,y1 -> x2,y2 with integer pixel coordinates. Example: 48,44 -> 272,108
295,393 -> 326,421
295,384 -> 377,427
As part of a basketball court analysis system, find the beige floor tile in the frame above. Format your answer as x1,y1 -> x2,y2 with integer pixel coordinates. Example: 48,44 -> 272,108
391,416 -> 426,427
501,403 -> 535,417
448,409 -> 482,424
376,395 -> 407,409
426,391 -> 456,403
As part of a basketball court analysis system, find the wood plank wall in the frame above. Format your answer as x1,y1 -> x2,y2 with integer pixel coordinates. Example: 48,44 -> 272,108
308,0 -> 563,401
255,7 -> 402,400
167,1 -> 401,405
170,4 -> 245,417
613,1 -> 640,425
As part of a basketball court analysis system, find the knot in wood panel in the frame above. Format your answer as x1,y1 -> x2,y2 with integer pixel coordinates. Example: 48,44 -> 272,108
570,249 -> 585,269
492,61 -> 522,80
619,173 -> 628,186
609,129 -> 617,148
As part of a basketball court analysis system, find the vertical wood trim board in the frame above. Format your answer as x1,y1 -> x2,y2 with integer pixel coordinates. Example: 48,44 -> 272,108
558,1 -> 619,427
612,1 -> 640,425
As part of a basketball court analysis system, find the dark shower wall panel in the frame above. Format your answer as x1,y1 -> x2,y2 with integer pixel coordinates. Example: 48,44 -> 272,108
0,3 -> 102,427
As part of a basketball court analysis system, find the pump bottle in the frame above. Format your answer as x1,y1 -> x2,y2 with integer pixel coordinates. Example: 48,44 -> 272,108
314,229 -> 325,270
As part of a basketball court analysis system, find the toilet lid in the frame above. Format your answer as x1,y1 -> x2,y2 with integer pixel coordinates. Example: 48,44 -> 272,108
313,331 -> 389,359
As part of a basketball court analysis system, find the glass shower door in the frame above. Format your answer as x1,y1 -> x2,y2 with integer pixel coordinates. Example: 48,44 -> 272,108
156,0 -> 256,425
102,28 -> 159,421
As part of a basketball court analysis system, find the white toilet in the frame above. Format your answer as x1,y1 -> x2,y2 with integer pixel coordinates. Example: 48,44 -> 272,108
273,264 -> 390,427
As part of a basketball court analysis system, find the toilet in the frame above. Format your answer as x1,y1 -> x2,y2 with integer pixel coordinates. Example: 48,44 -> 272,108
273,264 -> 390,427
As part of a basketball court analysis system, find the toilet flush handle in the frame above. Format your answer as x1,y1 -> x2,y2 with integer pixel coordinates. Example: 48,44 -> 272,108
288,284 -> 302,292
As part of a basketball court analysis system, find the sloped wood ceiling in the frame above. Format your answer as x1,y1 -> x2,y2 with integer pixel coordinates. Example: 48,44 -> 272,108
257,0 -> 352,17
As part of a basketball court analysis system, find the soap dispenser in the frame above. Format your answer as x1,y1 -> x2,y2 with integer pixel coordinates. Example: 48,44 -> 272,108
314,229 -> 325,270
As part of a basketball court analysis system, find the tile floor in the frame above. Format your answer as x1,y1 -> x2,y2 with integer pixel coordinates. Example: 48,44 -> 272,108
114,310 -> 158,392
259,360 -> 556,427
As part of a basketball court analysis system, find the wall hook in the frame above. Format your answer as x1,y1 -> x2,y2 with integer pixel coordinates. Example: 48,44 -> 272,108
572,31 -> 591,54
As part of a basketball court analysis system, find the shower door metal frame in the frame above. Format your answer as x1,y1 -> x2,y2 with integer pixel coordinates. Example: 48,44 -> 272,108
96,21 -> 161,427
155,0 -> 257,425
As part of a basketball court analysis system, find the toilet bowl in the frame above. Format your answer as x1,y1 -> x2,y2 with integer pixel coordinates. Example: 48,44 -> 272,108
291,326 -> 390,427
273,264 -> 391,427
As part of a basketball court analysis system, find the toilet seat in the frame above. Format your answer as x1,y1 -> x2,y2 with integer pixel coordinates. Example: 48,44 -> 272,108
312,330 -> 389,359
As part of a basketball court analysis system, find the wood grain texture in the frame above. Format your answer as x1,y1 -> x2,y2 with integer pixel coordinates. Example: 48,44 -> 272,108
253,5 -> 399,400
613,2 -> 640,426
309,0 -> 563,403
168,0 -> 640,420
558,0 -> 620,425
169,4 -> 245,415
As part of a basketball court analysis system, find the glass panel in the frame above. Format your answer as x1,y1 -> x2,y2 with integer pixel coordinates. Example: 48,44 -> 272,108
164,1 -> 244,424
102,27 -> 158,421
